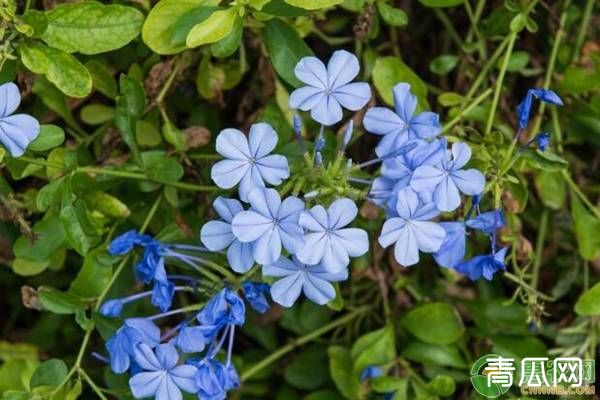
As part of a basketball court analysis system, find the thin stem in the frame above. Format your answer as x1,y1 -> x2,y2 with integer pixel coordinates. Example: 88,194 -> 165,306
156,57 -> 184,105
80,369 -> 109,400
241,306 -> 371,381
531,208 -> 548,289
433,9 -> 463,49
484,31 -> 517,136
572,0 -> 594,62
441,88 -> 493,134
563,170 -> 600,219
465,36 -> 510,99
503,272 -> 555,302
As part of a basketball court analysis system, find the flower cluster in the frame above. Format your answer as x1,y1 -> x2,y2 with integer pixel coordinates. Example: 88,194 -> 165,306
99,231 -> 271,400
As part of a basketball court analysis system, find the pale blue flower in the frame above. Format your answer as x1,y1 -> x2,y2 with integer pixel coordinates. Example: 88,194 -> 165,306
296,198 -> 368,272
232,188 -> 304,265
174,324 -> 207,353
211,123 -> 289,202
106,318 -> 161,374
411,142 -> 485,212
200,197 -> 254,273
454,247 -> 508,281
129,343 -> 198,400
516,88 -> 563,130
363,83 -> 441,156
192,358 -> 238,400
465,209 -> 505,235
0,82 -> 40,157
263,256 -> 348,307
433,222 -> 466,268
289,50 -> 371,126
378,188 -> 446,267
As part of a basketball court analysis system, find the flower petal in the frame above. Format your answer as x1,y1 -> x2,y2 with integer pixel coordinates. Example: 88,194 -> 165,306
393,225 -> 420,266
227,240 -> 254,273
299,206 -> 328,231
270,272 -> 303,307
155,343 -> 179,370
279,222 -> 305,254
200,220 -> 234,251
392,83 -> 417,123
433,176 -> 461,212
257,154 -> 290,185
238,165 -> 266,203
263,256 -> 300,277
289,86 -> 325,111
252,227 -> 281,265
451,169 -> 485,195
295,56 -> 328,89
327,198 -> 357,229
411,221 -> 446,252
378,217 -> 406,248
450,142 -> 471,170
327,49 -> 359,89
215,128 -> 250,159
409,111 -> 441,140
302,273 -> 336,305
231,210 -> 273,242
0,114 -> 41,157
395,187 -> 420,219
247,187 -> 280,218
211,159 -> 250,189
248,122 -> 277,158
156,375 -> 182,400
433,222 -> 466,268
363,107 -> 405,136
334,228 -> 369,257
310,95 -> 343,126
332,82 -> 371,111
410,165 -> 445,193
296,232 -> 327,265
0,82 -> 21,117
129,371 -> 164,398
170,365 -> 199,394
133,343 -> 161,371
212,197 -> 243,223
320,240 -> 349,273
278,196 -> 305,221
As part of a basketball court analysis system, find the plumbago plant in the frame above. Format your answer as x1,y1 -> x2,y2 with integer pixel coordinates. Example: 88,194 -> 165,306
1,0 -> 600,399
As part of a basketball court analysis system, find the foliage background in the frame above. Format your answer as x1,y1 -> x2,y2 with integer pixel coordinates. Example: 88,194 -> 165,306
0,0 -> 599,399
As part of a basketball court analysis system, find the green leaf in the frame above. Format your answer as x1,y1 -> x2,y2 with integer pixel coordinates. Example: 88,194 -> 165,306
372,56 -> 428,109
575,281 -> 600,316
377,2 -> 408,27
425,375 -> 455,397
570,191 -> 600,260
429,54 -> 459,75
142,0 -> 219,54
186,7 -> 240,48
372,376 -> 408,393
510,13 -> 526,33
21,10 -> 48,38
12,258 -> 49,277
37,286 -> 84,314
211,17 -> 243,58
85,60 -> 118,99
143,152 -> 184,184
83,191 -> 130,218
419,0 -> 463,7
284,346 -> 329,390
262,0 -> 309,16
115,74 -> 145,165
80,104 -> 114,125
41,1 -> 143,54
27,124 -> 65,152
351,324 -> 396,373
30,359 -> 67,389
20,41 -> 92,98
402,341 -> 467,368
534,170 -> 566,209
327,346 -> 360,400
262,19 -> 313,87
13,214 -> 67,262
402,302 -> 464,344
69,247 -> 115,298
60,199 -> 101,256
521,148 -> 568,171
283,0 -> 343,10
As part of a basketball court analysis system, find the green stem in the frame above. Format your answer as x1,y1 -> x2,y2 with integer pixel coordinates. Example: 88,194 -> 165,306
465,36 -> 510,100
503,272 -> 555,302
240,306 -> 371,381
441,88 -> 493,134
156,57 -> 184,105
563,170 -> 600,219
484,31 -> 517,136
531,208 -> 548,289
433,9 -> 463,49
80,369 -> 109,400
572,0 -> 594,62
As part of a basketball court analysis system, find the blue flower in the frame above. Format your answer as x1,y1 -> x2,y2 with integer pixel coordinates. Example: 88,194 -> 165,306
364,83 -> 441,156
433,222 -> 466,269
211,123 -> 289,202
232,188 -> 305,265
378,189 -> 446,267
108,230 -> 154,255
0,82 -> 40,157
99,299 -> 125,317
174,324 -> 208,353
454,247 -> 508,281
263,256 -> 348,307
289,50 -> 371,126
192,358 -> 239,400
200,197 -> 254,273
296,198 -> 369,272
360,366 -> 384,381
535,132 -> 550,151
516,89 -> 563,130
411,142 -> 485,212
106,318 -> 161,373
151,265 -> 175,312
129,343 -> 198,400
465,209 -> 505,235
197,288 -> 246,333
242,281 -> 271,314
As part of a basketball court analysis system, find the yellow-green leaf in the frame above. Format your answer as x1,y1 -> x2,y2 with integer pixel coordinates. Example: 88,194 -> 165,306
186,7 -> 240,48
283,0 -> 343,10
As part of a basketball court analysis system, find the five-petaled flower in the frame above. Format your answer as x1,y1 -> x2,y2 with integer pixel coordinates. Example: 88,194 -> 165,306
211,123 -> 290,202
454,247 -> 508,281
200,197 -> 254,273
410,142 -> 485,212
263,256 -> 348,307
378,188 -> 446,267
296,197 -> 368,272
0,82 -> 40,157
289,50 -> 371,126
364,83 -> 441,156
232,188 -> 305,265
129,343 -> 198,400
